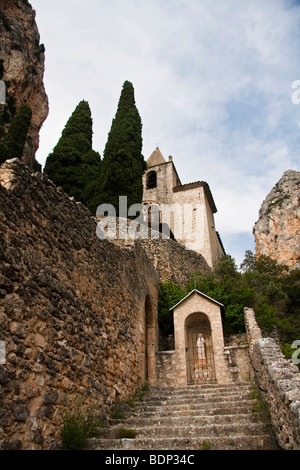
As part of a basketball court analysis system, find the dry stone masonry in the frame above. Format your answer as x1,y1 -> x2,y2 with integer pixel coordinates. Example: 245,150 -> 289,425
1,159 -> 299,451
245,308 -> 300,450
0,158 -> 159,450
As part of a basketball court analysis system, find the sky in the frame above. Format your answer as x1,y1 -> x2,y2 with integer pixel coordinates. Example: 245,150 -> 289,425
31,0 -> 300,267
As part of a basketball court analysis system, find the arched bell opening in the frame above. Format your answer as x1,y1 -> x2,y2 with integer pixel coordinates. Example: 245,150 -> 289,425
185,312 -> 216,384
146,170 -> 157,189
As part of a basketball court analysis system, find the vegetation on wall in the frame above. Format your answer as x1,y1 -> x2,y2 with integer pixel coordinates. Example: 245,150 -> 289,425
158,252 -> 300,359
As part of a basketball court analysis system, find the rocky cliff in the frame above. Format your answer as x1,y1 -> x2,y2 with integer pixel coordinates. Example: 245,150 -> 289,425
0,0 -> 48,168
253,170 -> 300,270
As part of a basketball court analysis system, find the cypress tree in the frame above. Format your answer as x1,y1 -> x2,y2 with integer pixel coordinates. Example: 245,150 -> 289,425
44,100 -> 101,212
0,104 -> 32,164
99,80 -> 146,214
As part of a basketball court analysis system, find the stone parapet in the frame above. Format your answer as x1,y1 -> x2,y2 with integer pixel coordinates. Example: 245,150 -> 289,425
244,308 -> 300,450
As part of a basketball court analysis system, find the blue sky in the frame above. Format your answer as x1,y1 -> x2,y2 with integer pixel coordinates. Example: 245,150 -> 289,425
31,0 -> 300,267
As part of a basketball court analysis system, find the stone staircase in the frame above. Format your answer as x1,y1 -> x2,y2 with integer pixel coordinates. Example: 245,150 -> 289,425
88,382 -> 274,451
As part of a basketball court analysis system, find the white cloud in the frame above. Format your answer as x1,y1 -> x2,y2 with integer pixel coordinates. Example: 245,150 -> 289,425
32,0 -> 300,262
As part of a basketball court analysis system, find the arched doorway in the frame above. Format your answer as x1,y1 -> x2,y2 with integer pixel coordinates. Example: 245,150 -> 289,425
185,313 -> 216,384
144,295 -> 156,384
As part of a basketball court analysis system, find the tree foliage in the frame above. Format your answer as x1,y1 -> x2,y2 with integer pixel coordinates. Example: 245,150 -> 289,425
0,104 -> 32,164
43,100 -> 101,213
158,252 -> 300,356
97,80 -> 146,214
158,281 -> 185,336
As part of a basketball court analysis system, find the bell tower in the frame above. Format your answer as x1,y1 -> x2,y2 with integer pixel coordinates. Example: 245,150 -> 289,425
142,147 -> 225,267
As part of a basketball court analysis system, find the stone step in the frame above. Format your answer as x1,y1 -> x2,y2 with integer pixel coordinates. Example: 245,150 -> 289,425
150,382 -> 253,392
142,393 -> 253,407
87,383 -> 273,451
137,399 -> 258,415
141,385 -> 255,403
116,412 -> 265,428
98,421 -> 268,440
88,434 -> 274,451
148,383 -> 253,394
146,388 -> 252,400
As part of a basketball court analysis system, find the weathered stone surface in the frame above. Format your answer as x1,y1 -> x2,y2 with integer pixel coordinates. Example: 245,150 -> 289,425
253,170 -> 300,270
142,149 -> 225,268
89,383 -> 273,450
245,308 -> 300,450
0,159 -> 159,450
0,0 -> 49,168
96,217 -> 212,286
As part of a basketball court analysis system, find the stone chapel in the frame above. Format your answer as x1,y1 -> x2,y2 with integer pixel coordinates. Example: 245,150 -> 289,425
142,147 -> 225,268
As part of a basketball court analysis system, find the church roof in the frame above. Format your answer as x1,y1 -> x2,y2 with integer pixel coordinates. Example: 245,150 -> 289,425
147,147 -> 166,167
169,289 -> 224,311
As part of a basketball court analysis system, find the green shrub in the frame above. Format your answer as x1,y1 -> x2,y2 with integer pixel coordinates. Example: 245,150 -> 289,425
111,403 -> 125,420
116,428 -> 137,439
0,104 -> 32,164
61,409 -> 97,450
201,440 -> 211,450
157,252 -> 300,347
158,281 -> 185,336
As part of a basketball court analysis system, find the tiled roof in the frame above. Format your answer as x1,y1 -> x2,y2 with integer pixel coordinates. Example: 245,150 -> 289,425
147,147 -> 166,167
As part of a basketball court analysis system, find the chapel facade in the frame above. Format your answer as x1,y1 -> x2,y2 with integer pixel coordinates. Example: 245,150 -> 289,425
142,147 -> 225,268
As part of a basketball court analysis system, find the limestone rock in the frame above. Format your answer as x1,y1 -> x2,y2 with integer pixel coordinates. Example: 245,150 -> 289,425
0,0 -> 49,168
253,170 -> 300,270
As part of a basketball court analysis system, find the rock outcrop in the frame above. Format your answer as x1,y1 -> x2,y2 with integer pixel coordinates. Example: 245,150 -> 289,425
253,170 -> 300,270
0,0 -> 49,168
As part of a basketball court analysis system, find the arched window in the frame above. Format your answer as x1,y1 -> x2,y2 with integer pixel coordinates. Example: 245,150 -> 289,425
146,171 -> 157,189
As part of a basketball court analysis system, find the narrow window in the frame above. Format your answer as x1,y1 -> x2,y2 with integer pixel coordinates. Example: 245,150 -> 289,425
146,171 -> 157,189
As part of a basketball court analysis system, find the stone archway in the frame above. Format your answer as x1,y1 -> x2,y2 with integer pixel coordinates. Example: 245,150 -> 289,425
185,313 -> 216,384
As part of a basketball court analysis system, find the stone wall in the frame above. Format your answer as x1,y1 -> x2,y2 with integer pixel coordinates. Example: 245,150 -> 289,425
223,334 -> 252,383
245,308 -> 300,450
140,238 -> 211,286
172,184 -> 225,267
157,351 -> 177,387
0,159 -> 159,450
95,216 -> 212,286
